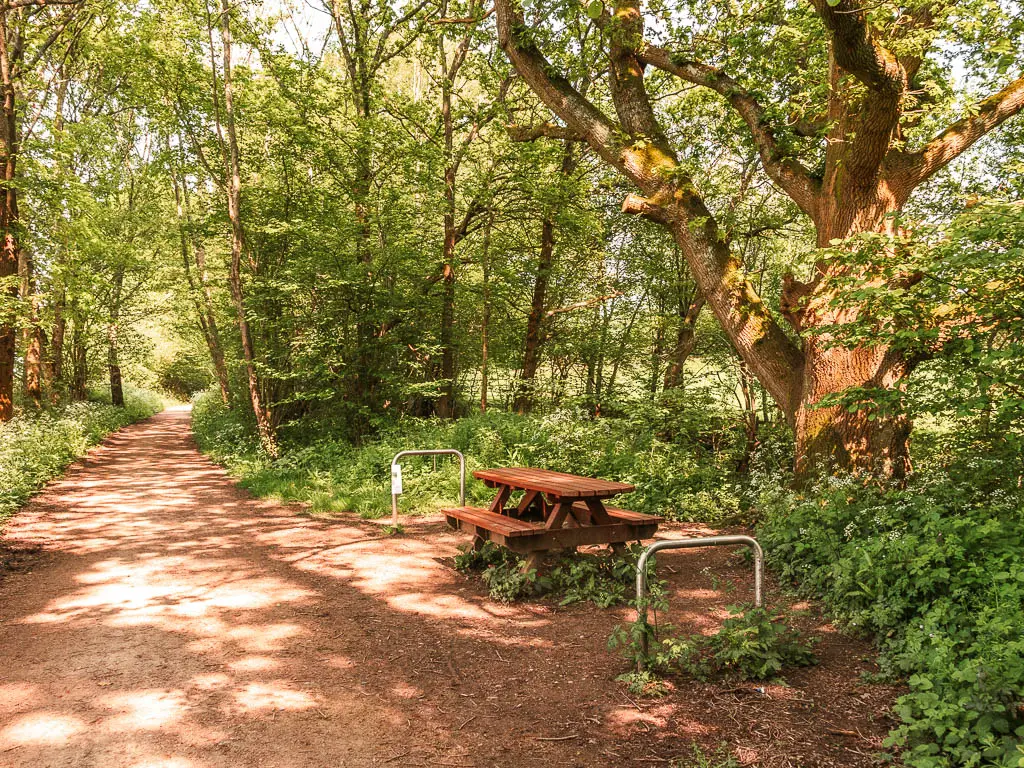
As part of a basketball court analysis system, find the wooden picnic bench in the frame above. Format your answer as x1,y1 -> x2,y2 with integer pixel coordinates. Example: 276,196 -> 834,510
444,467 -> 661,570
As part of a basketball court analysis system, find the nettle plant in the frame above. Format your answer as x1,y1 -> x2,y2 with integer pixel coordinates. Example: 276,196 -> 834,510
610,604 -> 818,686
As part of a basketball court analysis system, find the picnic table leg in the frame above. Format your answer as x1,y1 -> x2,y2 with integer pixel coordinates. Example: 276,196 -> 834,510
584,498 -> 615,526
521,551 -> 543,574
472,530 -> 487,551
488,484 -> 512,515
515,489 -> 541,518
545,501 -> 571,530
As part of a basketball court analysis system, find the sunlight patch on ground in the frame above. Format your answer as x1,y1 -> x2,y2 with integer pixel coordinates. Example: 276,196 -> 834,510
21,556 -> 315,629
227,655 -> 279,672
0,712 -> 86,746
232,681 -> 318,712
127,758 -> 201,768
99,689 -> 188,731
605,703 -> 713,737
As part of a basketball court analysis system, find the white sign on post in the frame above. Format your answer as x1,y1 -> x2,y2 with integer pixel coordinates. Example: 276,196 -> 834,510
391,464 -> 403,495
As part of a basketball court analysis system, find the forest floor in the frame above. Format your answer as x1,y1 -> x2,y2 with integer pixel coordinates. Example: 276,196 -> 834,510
0,407 -> 900,768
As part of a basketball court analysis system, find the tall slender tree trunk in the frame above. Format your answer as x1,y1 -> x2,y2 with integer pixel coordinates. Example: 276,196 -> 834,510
737,361 -> 758,473
48,290 -> 65,404
663,291 -> 705,390
69,312 -> 87,402
169,140 -> 231,404
216,0 -> 276,455
479,214 -> 492,413
514,143 -> 577,414
19,246 -> 43,407
0,8 -> 22,422
107,267 -> 124,407
44,68 -> 69,406
433,12 -> 477,419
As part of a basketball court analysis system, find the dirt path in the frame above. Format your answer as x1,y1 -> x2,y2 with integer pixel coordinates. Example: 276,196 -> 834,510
0,407 -> 898,767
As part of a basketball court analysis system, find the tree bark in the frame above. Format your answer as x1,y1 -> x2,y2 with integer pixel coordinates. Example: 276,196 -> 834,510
107,266 -> 124,407
513,143 -> 578,414
215,0 -> 276,455
69,311 -> 87,402
479,214 -> 492,413
169,137 -> 231,405
737,361 -> 758,474
47,288 -> 65,404
0,7 -> 22,421
433,6 -> 478,419
663,291 -> 705,391
19,245 -> 43,407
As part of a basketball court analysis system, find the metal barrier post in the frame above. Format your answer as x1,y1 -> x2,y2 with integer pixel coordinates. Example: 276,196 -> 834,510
635,535 -> 764,672
390,449 -> 466,527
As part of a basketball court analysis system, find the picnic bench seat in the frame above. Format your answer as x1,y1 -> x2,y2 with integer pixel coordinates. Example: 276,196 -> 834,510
444,502 -> 660,554
571,502 -> 661,525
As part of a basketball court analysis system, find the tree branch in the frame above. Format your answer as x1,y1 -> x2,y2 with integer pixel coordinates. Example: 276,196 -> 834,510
493,0 -> 622,169
506,122 -> 584,142
807,0 -> 904,97
639,44 -> 821,216
896,76 -> 1024,188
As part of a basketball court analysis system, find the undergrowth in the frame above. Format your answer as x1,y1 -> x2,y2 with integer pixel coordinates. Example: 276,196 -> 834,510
190,391 -> 773,523
453,541 -> 665,606
0,386 -> 165,524
757,446 -> 1024,768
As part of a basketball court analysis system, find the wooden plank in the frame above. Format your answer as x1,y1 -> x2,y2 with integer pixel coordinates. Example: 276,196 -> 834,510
545,501 -> 571,530
487,484 -> 512,515
472,467 -> 634,498
442,506 -> 540,537
515,488 -> 541,517
583,498 -> 615,526
570,502 -> 662,524
502,522 -> 660,553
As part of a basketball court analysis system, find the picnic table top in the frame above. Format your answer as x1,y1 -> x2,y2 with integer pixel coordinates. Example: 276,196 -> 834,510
472,467 -> 634,499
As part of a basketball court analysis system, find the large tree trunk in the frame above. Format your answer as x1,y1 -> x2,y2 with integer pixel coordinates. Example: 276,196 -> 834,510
794,340 -> 911,479
493,0 -> 1024,482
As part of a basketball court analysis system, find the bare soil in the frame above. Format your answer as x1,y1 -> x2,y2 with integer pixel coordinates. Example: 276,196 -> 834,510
0,407 -> 900,767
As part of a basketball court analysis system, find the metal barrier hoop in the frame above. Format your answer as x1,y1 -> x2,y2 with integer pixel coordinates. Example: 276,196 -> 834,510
635,535 -> 764,672
390,449 -> 466,526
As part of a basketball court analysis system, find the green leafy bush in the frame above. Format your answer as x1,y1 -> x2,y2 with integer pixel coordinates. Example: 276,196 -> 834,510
551,543 -> 664,608
481,560 -> 541,603
610,604 -> 816,683
0,386 -> 164,523
655,606 -> 817,681
758,456 -> 1024,768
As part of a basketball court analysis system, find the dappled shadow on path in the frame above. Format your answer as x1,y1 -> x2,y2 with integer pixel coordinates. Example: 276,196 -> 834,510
0,408 -> 894,768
